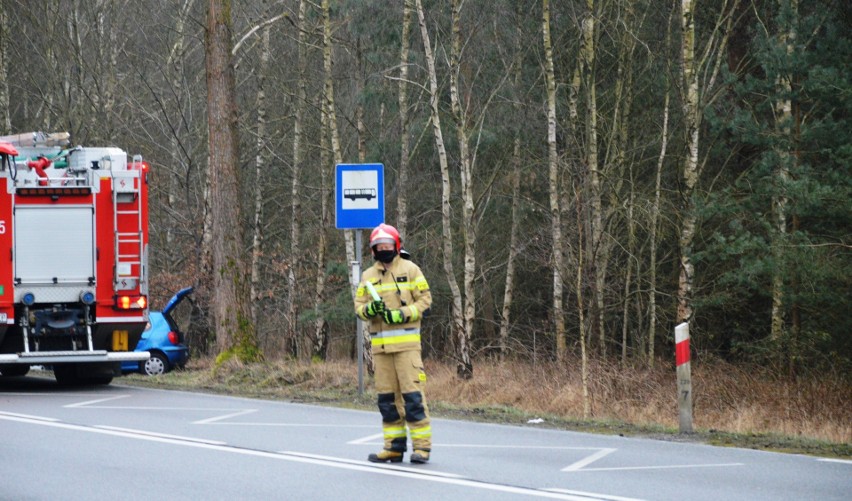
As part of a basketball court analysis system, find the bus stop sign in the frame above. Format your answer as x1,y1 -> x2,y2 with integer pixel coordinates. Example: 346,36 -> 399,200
335,163 -> 385,229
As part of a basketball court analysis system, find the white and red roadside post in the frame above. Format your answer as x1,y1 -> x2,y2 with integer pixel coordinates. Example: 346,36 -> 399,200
675,322 -> 693,433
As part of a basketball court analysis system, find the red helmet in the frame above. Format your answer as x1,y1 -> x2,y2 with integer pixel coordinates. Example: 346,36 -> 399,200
370,223 -> 401,253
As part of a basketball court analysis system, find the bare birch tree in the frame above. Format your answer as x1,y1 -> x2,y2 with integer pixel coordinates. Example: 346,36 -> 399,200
415,0 -> 469,377
770,0 -> 797,344
648,6 -> 675,366
286,0 -> 308,359
321,0 -> 356,295
677,0 -> 740,326
575,184 -> 591,417
312,94 -> 331,360
499,7 -> 525,360
249,25 -> 271,328
543,0 -> 566,361
449,0 -> 475,378
396,0 -> 414,236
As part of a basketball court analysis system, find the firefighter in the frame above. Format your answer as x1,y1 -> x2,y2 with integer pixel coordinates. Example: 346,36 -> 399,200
355,223 -> 433,464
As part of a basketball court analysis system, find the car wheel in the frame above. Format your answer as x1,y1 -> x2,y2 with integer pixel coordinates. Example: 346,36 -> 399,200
0,364 -> 30,377
143,353 -> 170,376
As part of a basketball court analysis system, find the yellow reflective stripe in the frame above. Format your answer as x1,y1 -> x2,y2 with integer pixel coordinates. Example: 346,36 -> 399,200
410,426 -> 432,438
383,427 -> 407,438
414,276 -> 429,291
408,305 -> 420,322
356,286 -> 366,297
372,334 -> 421,346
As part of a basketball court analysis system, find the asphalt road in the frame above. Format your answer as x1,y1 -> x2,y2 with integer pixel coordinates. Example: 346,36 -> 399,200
1,374 -> 849,500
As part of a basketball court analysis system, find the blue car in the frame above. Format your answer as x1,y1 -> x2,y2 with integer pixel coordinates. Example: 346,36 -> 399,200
122,287 -> 193,376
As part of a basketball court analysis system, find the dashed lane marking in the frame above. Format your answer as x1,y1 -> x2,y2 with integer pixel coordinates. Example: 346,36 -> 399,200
0,411 -> 628,501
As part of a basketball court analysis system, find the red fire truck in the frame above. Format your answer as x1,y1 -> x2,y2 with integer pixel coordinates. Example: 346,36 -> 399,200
0,132 -> 150,385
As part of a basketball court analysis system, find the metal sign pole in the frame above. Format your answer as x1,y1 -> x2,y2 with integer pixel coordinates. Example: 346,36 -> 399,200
354,231 -> 364,396
336,163 -> 383,398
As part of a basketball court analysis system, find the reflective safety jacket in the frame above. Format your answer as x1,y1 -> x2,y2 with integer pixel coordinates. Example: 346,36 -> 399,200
354,256 -> 432,354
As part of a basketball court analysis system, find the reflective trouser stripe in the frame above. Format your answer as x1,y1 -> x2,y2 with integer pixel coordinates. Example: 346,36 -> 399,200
383,423 -> 408,452
409,420 -> 432,450
370,328 -> 420,347
410,425 -> 431,439
383,426 -> 407,439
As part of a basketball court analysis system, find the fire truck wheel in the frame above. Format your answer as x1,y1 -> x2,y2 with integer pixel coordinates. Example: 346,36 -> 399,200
53,365 -> 114,386
53,365 -> 82,386
0,364 -> 30,377
142,353 -> 170,376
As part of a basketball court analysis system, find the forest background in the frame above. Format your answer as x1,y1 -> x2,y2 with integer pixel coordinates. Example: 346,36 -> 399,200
1,0 -> 849,443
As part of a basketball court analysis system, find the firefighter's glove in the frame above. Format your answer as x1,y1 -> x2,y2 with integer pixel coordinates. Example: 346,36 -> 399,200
382,309 -> 407,325
364,300 -> 386,319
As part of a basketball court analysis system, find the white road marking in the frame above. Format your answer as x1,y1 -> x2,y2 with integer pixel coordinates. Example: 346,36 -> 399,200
280,451 -> 465,478
192,409 -> 258,424
543,488 -> 645,501
0,412 -> 622,500
348,432 -> 384,444
562,448 -> 617,471
817,458 -> 852,465
65,395 -> 131,408
572,463 -> 744,472
0,411 -> 60,422
96,425 -> 228,445
63,397 -> 374,428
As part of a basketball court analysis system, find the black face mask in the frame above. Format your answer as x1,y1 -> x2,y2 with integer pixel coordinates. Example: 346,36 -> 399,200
374,249 -> 397,264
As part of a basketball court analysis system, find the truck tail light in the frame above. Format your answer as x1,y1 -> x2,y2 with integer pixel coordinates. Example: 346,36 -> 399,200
116,294 -> 147,310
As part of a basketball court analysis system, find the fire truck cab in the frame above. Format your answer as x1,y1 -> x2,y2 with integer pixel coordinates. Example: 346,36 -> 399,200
0,132 -> 150,385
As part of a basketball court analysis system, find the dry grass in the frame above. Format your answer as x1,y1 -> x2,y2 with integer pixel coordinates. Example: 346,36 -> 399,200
124,355 -> 851,455
425,357 -> 850,445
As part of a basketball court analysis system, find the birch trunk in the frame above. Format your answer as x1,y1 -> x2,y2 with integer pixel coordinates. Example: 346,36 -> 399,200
677,0 -> 699,325
543,0 -> 566,361
676,0 -> 739,326
449,0 -> 475,378
286,0 -> 308,359
621,173 -> 635,366
499,12 -> 525,360
396,0 -> 413,236
249,26 -> 271,328
312,94 -> 330,360
648,5 -> 675,366
576,184 -> 590,418
322,0 -> 356,292
415,0 -> 468,377
649,89 -> 670,367
579,0 -> 605,358
355,42 -> 374,374
771,0 -> 797,344
676,0 -> 739,324
165,0 -> 197,250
